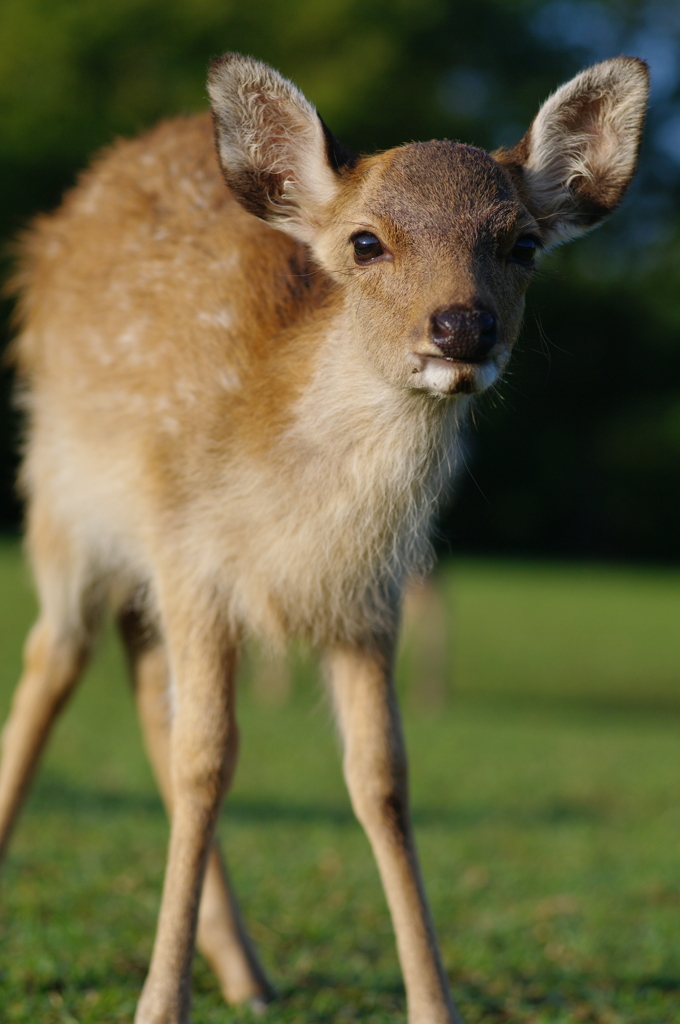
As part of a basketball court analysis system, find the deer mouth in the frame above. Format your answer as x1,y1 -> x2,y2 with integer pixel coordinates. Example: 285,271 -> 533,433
410,350 -> 502,395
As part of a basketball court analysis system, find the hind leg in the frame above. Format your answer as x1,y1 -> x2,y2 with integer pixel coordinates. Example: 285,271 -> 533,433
118,607 -> 273,1009
0,510 -> 98,860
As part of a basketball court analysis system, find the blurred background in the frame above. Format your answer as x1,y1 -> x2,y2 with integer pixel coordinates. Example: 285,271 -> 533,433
2,6 -> 680,1021
0,0 -> 679,560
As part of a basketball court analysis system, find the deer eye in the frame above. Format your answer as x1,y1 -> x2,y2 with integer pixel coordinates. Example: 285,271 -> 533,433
509,236 -> 538,266
352,232 -> 384,263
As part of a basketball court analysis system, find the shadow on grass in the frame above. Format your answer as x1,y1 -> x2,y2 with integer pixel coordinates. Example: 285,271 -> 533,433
451,968 -> 680,1023
28,777 -> 607,827
454,689 -> 680,722
196,965 -> 680,1022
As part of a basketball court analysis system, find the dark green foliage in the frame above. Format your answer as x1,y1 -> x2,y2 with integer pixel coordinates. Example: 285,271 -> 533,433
0,0 -> 679,556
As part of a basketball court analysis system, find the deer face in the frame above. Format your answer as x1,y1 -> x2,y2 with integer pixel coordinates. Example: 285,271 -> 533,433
209,53 -> 648,399
317,140 -> 540,396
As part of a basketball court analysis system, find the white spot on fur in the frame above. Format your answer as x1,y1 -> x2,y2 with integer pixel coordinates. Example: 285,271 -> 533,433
161,416 -> 180,435
79,182 -> 104,215
214,252 -> 239,273
216,369 -> 241,391
198,308 -> 233,330
118,325 -> 140,347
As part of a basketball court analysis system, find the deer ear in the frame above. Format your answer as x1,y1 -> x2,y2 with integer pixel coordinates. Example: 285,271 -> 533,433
208,54 -> 356,244
496,57 -> 649,247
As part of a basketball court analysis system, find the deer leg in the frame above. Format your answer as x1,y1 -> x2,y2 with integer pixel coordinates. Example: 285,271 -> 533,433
132,588 -> 252,1024
0,505 -> 99,863
328,642 -> 462,1024
0,616 -> 91,860
118,608 -> 272,1009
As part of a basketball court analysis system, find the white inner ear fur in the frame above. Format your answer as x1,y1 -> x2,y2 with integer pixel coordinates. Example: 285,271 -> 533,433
208,57 -> 341,244
523,58 -> 648,245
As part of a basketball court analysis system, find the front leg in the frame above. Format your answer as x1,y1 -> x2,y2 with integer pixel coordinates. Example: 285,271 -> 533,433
134,591 -> 240,1024
328,641 -> 462,1024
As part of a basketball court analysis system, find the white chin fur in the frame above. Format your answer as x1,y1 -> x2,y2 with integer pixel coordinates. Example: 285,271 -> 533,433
412,355 -> 501,396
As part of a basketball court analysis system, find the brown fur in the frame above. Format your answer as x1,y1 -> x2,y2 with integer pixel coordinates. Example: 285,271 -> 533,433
0,55 -> 647,1023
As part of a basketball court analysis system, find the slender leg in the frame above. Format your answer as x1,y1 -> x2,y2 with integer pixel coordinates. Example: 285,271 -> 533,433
0,616 -> 91,859
0,497 -> 97,863
328,641 -> 462,1024
118,609 -> 272,1008
133,588 -> 245,1024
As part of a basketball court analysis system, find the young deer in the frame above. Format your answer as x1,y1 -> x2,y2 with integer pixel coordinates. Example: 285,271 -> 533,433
0,54 -> 647,1024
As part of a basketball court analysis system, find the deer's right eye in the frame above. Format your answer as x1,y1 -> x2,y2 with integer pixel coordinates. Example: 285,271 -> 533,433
352,232 -> 384,263
509,236 -> 538,266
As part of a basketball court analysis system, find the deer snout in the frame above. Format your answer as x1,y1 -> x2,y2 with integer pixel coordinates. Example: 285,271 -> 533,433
430,306 -> 497,363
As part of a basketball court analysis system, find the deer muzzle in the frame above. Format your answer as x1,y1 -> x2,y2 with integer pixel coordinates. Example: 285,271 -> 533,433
430,306 -> 498,363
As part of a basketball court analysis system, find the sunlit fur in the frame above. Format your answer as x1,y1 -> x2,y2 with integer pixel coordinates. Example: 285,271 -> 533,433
10,114 -> 466,650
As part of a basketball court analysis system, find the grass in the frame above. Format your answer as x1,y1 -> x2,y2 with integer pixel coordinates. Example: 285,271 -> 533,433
2,537 -> 680,1022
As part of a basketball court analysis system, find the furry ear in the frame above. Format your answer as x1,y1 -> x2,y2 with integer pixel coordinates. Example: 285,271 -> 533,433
208,54 -> 355,243
496,57 -> 649,247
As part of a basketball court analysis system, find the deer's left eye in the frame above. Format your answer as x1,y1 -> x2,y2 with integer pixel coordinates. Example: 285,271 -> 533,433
509,236 -> 538,265
352,232 -> 384,263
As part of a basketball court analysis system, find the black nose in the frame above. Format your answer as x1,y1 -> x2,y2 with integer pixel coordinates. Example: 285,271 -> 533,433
430,307 -> 498,363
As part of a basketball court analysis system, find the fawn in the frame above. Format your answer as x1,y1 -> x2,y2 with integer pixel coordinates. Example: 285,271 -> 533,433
0,54 -> 648,1024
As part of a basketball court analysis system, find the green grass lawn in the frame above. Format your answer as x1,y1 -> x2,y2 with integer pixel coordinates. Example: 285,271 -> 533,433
2,537 -> 680,1023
